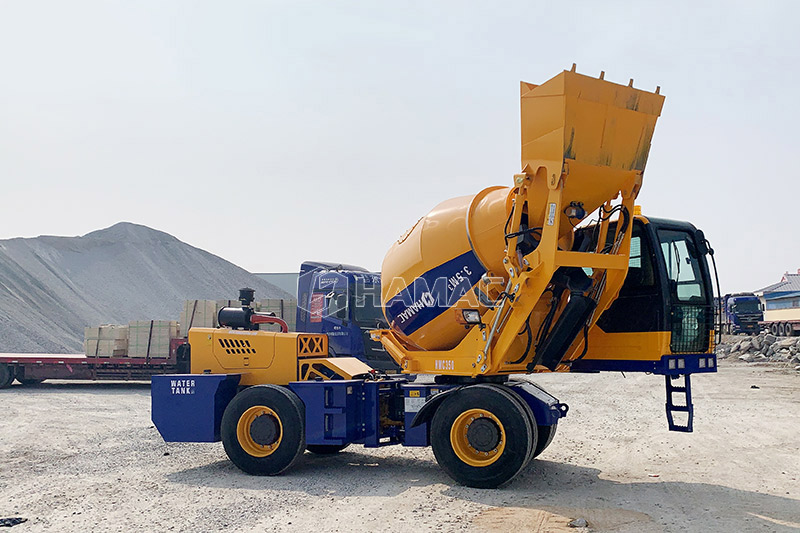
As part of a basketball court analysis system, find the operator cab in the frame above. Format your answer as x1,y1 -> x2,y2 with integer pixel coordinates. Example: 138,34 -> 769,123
575,216 -> 715,363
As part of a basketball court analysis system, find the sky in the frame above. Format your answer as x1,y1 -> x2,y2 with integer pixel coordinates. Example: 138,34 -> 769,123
1,1 -> 798,294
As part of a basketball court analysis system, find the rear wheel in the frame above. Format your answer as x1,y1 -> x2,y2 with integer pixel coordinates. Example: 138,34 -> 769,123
221,385 -> 305,475
771,323 -> 779,336
306,444 -> 349,454
779,323 -> 786,336
430,384 -> 534,488
0,364 -> 14,389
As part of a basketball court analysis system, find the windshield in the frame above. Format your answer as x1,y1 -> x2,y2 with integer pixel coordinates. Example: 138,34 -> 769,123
732,300 -> 760,313
658,229 -> 708,304
351,281 -> 387,326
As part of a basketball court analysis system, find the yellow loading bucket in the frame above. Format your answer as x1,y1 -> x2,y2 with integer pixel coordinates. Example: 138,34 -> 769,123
518,69 -> 664,240
381,68 -> 664,352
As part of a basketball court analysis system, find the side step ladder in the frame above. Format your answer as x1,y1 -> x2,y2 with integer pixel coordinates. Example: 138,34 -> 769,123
665,374 -> 693,432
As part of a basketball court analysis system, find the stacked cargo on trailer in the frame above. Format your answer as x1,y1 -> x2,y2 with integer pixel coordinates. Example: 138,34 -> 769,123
179,300 -> 217,337
129,321 -> 179,358
84,325 -> 129,357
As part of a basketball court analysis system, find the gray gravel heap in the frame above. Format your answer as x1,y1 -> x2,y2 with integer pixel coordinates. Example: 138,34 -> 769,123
716,331 -> 800,370
0,222 -> 291,353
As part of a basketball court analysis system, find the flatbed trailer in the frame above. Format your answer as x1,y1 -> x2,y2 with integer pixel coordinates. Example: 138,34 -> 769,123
758,319 -> 800,337
0,338 -> 189,388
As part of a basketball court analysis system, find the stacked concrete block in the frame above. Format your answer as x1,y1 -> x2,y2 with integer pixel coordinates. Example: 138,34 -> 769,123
217,299 -> 242,310
84,325 -> 129,357
258,298 -> 297,332
129,320 -> 179,358
178,300 -> 217,337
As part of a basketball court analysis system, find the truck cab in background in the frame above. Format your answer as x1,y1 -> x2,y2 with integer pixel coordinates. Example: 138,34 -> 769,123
295,261 -> 400,373
720,293 -> 763,335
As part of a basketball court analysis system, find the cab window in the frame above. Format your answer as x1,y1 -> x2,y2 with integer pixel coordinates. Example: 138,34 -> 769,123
658,230 -> 706,303
326,291 -> 349,321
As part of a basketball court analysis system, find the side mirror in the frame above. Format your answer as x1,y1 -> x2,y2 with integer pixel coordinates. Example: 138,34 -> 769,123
695,230 -> 709,255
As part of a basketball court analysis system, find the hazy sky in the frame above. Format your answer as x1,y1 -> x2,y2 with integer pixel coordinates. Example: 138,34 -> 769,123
1,1 -> 797,294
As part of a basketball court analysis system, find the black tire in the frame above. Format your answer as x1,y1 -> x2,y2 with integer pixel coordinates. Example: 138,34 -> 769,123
778,323 -> 785,337
0,364 -> 14,389
496,385 -> 537,467
221,385 -> 305,476
430,384 -> 533,489
533,424 -> 558,458
14,368 -> 44,386
771,323 -> 779,336
17,379 -> 44,386
306,444 -> 349,454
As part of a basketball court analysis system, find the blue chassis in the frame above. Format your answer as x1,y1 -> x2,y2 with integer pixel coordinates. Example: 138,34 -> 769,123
151,376 -> 567,446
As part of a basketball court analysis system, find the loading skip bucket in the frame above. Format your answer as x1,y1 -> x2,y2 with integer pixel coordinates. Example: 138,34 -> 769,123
382,69 -> 665,351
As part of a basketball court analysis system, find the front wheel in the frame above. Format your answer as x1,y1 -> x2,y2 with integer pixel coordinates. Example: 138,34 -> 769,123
430,384 -> 534,489
221,385 -> 306,476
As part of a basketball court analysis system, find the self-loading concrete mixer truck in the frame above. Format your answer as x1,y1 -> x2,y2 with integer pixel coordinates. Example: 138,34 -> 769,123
151,66 -> 718,488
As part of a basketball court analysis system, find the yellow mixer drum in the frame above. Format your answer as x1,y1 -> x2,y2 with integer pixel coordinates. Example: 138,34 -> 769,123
381,186 -> 510,351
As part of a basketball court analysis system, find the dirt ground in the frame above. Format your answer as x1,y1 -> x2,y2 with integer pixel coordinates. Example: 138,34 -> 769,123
1,361 -> 798,532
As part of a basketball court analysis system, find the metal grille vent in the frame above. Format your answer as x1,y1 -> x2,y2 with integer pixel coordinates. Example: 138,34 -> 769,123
218,338 -> 257,355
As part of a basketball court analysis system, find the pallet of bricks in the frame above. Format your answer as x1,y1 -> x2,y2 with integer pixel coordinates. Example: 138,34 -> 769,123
179,300 -> 218,337
258,298 -> 297,332
84,325 -> 129,357
178,298 -> 298,335
129,320 -> 179,359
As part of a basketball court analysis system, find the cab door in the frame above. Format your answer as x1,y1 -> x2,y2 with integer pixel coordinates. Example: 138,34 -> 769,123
655,226 -> 713,353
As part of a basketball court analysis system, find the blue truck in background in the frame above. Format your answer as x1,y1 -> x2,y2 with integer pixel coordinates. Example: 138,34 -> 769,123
719,292 -> 763,335
295,261 -> 400,373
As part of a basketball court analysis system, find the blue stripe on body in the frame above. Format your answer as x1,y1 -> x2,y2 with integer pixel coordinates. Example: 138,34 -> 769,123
384,251 -> 486,336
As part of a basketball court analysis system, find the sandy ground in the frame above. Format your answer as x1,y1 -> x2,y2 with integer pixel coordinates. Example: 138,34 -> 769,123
1,361 -> 798,533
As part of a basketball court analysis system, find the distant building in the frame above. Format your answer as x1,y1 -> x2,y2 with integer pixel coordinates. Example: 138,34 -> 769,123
754,269 -> 800,322
253,272 -> 299,298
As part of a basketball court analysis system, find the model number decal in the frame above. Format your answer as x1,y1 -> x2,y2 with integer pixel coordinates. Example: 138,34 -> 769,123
434,359 -> 454,371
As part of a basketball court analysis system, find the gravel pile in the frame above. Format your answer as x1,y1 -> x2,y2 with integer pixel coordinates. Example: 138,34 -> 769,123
716,332 -> 800,370
0,222 -> 291,353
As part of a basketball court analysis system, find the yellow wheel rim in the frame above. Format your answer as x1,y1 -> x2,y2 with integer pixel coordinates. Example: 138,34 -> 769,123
237,405 -> 283,457
449,408 -> 505,467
